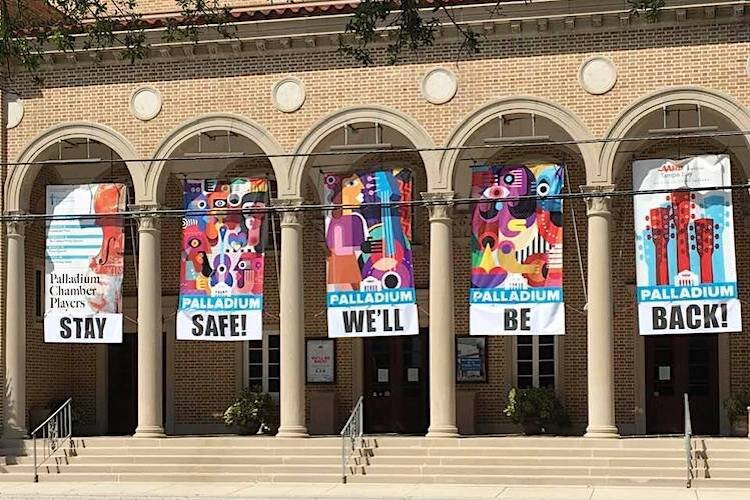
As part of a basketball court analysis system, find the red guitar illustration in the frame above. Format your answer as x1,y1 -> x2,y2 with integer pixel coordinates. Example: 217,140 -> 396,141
648,207 -> 671,286
671,191 -> 692,273
360,171 -> 412,290
694,218 -> 715,284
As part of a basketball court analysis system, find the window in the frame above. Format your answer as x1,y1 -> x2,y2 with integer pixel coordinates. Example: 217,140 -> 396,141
34,267 -> 44,321
247,333 -> 280,394
515,335 -> 557,389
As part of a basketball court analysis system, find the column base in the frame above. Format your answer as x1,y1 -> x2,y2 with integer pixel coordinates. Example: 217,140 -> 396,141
426,425 -> 459,438
133,425 -> 166,438
584,425 -> 620,438
2,427 -> 29,441
276,426 -> 309,438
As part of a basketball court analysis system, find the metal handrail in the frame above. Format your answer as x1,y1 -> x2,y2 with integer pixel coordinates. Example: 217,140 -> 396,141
32,397 -> 74,483
683,393 -> 693,489
340,395 -> 364,484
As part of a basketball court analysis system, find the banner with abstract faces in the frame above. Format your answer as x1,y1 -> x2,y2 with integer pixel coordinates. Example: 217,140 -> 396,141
177,178 -> 269,341
633,155 -> 741,335
45,184 -> 126,343
469,164 -> 565,335
323,168 -> 419,338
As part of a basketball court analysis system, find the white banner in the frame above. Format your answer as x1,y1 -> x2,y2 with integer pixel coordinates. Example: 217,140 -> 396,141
323,169 -> 419,338
176,179 -> 268,341
45,184 -> 125,343
633,155 -> 741,335
469,164 -> 565,335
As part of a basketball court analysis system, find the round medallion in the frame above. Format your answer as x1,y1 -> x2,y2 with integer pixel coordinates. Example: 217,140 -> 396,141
421,67 -> 458,105
272,77 -> 305,113
5,93 -> 24,129
578,56 -> 618,95
130,86 -> 162,121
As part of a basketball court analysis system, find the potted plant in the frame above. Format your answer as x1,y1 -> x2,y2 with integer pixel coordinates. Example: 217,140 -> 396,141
503,387 -> 569,435
223,386 -> 276,435
723,389 -> 750,437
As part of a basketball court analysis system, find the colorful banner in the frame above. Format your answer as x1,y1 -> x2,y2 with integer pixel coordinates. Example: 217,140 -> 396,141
177,179 -> 268,341
45,184 -> 126,343
323,168 -> 418,338
469,164 -> 565,335
633,155 -> 741,335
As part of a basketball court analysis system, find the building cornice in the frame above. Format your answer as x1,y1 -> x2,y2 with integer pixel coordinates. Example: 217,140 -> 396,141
32,0 -> 749,68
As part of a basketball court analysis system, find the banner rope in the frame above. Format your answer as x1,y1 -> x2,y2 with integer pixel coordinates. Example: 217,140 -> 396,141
563,163 -> 587,306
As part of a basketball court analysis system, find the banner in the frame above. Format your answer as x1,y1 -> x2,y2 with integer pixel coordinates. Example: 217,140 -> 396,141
45,184 -> 126,343
177,179 -> 268,341
323,168 -> 418,338
469,164 -> 565,335
633,155 -> 741,335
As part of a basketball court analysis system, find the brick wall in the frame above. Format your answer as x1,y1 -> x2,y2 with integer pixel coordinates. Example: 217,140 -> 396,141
5,17 -> 750,435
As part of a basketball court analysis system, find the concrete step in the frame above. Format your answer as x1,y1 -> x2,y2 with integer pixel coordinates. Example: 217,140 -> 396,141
694,467 -> 750,479
347,473 -> 689,487
691,478 -> 750,488
11,454 -> 342,466
365,437 -> 688,449
47,446 -> 341,456
364,446 -> 684,458
0,472 -> 345,483
358,455 -> 689,467
3,463 -> 348,475
361,464 -> 689,478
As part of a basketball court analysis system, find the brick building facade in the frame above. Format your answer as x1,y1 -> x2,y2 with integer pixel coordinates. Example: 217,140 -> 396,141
2,0 -> 750,439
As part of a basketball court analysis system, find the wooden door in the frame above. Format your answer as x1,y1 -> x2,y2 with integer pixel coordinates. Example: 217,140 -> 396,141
645,334 -> 719,435
107,333 -> 137,435
364,330 -> 428,434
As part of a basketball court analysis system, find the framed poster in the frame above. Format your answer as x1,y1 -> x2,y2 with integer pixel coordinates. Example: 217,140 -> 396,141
456,336 -> 487,383
306,338 -> 336,383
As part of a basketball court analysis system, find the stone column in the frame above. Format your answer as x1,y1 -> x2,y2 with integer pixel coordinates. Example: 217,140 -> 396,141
276,199 -> 307,438
423,192 -> 458,438
4,216 -> 27,439
583,187 -> 619,438
134,211 -> 165,437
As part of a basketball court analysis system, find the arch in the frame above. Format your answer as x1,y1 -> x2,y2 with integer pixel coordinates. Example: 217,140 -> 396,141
6,122 -> 145,213
601,87 -> 750,182
145,113 -> 287,205
287,105 -> 438,197
439,96 -> 599,189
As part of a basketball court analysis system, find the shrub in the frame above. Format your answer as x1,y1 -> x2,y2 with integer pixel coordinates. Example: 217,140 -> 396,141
223,387 -> 277,435
503,387 -> 570,435
723,389 -> 750,424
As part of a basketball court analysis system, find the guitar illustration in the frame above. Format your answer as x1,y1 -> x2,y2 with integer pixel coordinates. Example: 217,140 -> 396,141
671,191 -> 692,273
522,243 -> 563,288
210,226 -> 234,289
648,207 -> 671,286
360,171 -> 412,290
694,218 -> 715,284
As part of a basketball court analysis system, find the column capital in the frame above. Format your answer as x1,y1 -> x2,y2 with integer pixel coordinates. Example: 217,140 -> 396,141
5,212 -> 28,238
272,197 -> 304,227
421,191 -> 455,221
132,205 -> 162,233
581,185 -> 615,216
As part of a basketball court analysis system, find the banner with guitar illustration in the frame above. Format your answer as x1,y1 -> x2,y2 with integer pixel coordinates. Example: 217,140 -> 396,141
323,168 -> 419,338
45,184 -> 126,343
177,178 -> 269,341
633,155 -> 741,335
469,164 -> 565,336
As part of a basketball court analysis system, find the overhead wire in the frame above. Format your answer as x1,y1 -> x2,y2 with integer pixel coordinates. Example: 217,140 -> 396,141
6,181 -> 749,222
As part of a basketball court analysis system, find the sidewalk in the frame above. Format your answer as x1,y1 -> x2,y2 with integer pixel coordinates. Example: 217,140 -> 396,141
0,483 -> 748,500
